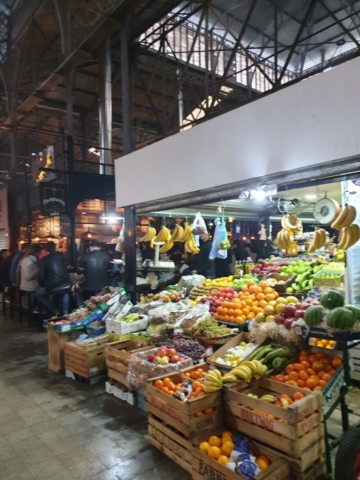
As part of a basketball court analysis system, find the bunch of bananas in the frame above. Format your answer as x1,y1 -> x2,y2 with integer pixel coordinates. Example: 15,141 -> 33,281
307,228 -> 327,253
276,229 -> 291,250
170,224 -> 185,243
281,214 -> 301,232
184,237 -> 200,254
337,224 -> 360,251
181,223 -> 192,242
153,226 -> 171,243
222,360 -> 268,384
331,204 -> 357,230
160,239 -> 174,253
203,369 -> 223,393
139,227 -> 156,242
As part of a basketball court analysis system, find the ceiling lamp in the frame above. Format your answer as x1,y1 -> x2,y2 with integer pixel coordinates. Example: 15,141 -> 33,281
251,189 -> 266,201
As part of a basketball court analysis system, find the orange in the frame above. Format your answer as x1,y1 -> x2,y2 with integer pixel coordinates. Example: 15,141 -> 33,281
161,387 -> 170,394
258,281 -> 268,289
218,455 -> 229,466
259,300 -> 268,308
154,379 -> 163,389
332,357 -> 342,368
322,373 -> 331,382
299,371 -> 309,381
288,371 -> 299,381
285,364 -> 295,374
208,436 -> 221,447
163,377 -> 171,386
221,431 -> 233,440
199,441 -> 210,454
293,392 -> 305,401
306,376 -> 319,389
293,363 -> 305,372
265,294 -> 276,302
297,379 -> 306,388
256,457 -> 270,470
313,386 -> 323,391
312,362 -> 324,373
194,411 -> 203,417
203,407 -> 214,414
192,381 -> 202,390
247,280 -> 255,286
208,446 -> 221,460
318,380 -> 326,387
221,441 -> 234,456
286,380 -> 298,386
242,308 -> 250,316
257,293 -> 266,301
264,287 -> 274,295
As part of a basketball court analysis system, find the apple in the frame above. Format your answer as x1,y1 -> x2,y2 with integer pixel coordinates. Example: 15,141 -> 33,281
157,347 -> 167,357
159,356 -> 169,365
284,318 -> 295,330
294,309 -> 304,319
167,348 -> 176,357
283,305 -> 297,318
170,355 -> 179,363
147,354 -> 155,363
154,356 -> 162,364
177,357 -> 185,363
275,314 -> 285,325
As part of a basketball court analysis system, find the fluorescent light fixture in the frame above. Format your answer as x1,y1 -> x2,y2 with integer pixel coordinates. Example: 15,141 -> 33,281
305,194 -> 317,199
101,216 -> 124,220
251,189 -> 266,201
31,152 -> 36,156
25,163 -> 30,167
88,147 -> 100,156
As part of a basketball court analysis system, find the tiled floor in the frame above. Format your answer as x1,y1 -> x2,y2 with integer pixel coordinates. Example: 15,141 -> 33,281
0,314 -> 192,480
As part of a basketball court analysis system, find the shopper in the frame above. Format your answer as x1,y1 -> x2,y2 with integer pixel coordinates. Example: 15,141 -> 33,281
77,239 -> 111,299
231,239 -> 248,261
215,249 -> 235,278
18,244 -> 42,293
35,242 -> 70,316
10,243 -> 29,285
246,241 -> 258,262
0,248 -> 9,286
193,233 -> 215,278
3,248 -> 15,287
180,255 -> 197,277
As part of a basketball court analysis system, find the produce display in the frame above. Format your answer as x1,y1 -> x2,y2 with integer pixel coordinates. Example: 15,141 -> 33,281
198,431 -> 271,473
307,228 -> 327,253
211,341 -> 258,367
155,339 -> 206,361
147,346 -> 186,365
139,226 -> 156,242
222,359 -> 268,384
189,284 -> 216,301
116,314 -> 145,323
310,337 -> 336,349
269,350 -> 342,390
246,390 -> 305,408
191,318 -> 233,338
246,344 -> 293,378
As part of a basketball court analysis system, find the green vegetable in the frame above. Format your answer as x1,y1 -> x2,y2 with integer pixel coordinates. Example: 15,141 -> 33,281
262,348 -> 292,363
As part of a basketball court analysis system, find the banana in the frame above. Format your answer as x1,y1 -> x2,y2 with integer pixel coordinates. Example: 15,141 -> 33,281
331,204 -> 357,230
342,224 -> 360,250
277,230 -> 285,250
170,225 -> 184,243
288,214 -> 299,228
260,395 -> 277,403
204,373 -> 222,386
153,226 -> 170,243
337,228 -> 348,251
182,223 -> 192,242
318,229 -> 327,248
139,227 -> 156,242
240,361 -> 257,376
281,229 -> 291,249
203,384 -> 221,393
211,369 -> 222,382
280,398 -> 290,409
222,374 -> 238,384
308,228 -> 321,253
281,216 -> 288,230
159,241 -> 174,253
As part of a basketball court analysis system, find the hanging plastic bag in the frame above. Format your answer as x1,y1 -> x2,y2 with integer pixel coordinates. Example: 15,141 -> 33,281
209,217 -> 228,260
192,212 -> 207,235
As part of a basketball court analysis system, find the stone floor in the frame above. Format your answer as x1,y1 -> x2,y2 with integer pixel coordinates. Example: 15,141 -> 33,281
0,314 -> 192,480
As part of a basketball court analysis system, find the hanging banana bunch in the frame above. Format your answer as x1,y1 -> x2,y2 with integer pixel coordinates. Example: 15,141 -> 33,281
159,240 -> 174,253
281,214 -> 302,232
337,224 -> 360,251
153,226 -> 171,243
184,236 -> 200,254
331,204 -> 357,230
170,224 -> 185,243
139,226 -> 156,242
307,228 -> 327,253
276,229 -> 291,250
181,223 -> 192,242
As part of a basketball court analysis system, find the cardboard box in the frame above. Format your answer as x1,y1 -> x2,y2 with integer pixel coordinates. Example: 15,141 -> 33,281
105,380 -> 137,405
64,341 -> 106,378
105,315 -> 148,334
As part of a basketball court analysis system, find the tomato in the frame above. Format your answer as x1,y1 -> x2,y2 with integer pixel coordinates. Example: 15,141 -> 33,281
317,370 -> 326,379
306,376 -> 319,389
300,350 -> 309,357
306,368 -> 316,376
297,379 -> 306,388
274,375 -> 286,383
293,392 -> 305,401
286,380 -> 298,386
299,371 -> 309,381
300,361 -> 311,369
318,380 -> 327,387
308,354 -> 318,364
332,357 -> 342,368
322,373 -> 331,383
293,363 -> 305,372
285,365 -> 295,375
288,371 -> 299,381
312,362 -> 324,373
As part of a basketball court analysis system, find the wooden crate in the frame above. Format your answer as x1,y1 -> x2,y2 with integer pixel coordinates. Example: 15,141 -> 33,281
48,330 -> 76,372
148,415 -> 192,474
206,333 -> 257,372
146,373 -> 222,437
224,378 -> 323,455
64,341 -> 106,378
192,429 -> 289,480
255,437 -> 325,473
290,460 -> 326,480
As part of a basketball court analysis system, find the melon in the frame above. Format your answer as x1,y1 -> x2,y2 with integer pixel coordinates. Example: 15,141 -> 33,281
320,290 -> 344,310
327,307 -> 355,330
304,306 -> 324,327
344,305 -> 360,321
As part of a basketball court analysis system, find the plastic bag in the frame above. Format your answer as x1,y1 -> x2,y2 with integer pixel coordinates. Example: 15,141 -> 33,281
192,212 -> 207,235
209,217 -> 228,260
174,302 -> 210,334
177,275 -> 205,296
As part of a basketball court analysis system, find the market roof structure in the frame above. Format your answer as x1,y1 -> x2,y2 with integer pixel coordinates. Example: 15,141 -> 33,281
0,0 -> 359,181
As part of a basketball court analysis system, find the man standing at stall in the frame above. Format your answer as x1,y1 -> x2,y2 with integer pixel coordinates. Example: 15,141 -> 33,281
77,239 -> 111,299
192,232 -> 215,278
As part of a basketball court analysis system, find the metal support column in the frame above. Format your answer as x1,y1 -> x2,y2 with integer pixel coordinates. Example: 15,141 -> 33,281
121,15 -> 136,302
67,135 -> 77,267
98,38 -> 112,175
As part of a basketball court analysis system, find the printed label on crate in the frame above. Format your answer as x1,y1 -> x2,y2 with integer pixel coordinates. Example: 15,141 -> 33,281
89,366 -> 99,376
196,460 -> 227,480
148,396 -> 183,422
149,428 -> 187,458
296,405 -> 316,422
239,408 -> 275,430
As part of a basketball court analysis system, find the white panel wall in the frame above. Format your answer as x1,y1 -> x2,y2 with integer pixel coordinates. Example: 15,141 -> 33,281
115,58 -> 360,207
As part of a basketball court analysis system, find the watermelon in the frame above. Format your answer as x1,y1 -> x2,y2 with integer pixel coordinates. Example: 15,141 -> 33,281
304,306 -> 324,327
327,307 -> 355,330
320,290 -> 344,310
345,305 -> 360,321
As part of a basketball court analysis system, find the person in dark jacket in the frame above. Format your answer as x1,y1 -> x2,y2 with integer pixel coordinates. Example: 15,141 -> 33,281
193,233 -> 215,278
35,242 -> 70,315
10,243 -> 29,285
77,239 -> 110,299
231,239 -> 247,261
215,249 -> 235,278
